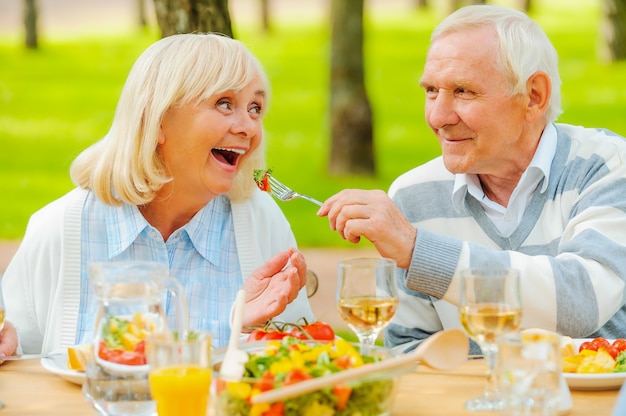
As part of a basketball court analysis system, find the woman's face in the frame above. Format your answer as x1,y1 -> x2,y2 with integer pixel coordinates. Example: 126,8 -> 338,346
157,77 -> 266,205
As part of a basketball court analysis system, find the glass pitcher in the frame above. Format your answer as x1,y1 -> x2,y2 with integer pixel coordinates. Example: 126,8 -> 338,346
82,261 -> 188,416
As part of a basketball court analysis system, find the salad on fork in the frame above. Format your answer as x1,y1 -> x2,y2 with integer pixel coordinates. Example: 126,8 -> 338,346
254,169 -> 323,207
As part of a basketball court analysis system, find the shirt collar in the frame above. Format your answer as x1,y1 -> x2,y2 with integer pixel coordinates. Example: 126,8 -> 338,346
104,202 -> 150,258
185,196 -> 231,266
104,196 -> 230,266
451,122 -> 557,210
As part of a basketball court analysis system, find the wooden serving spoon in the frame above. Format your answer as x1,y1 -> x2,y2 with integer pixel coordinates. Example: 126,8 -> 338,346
251,328 -> 469,404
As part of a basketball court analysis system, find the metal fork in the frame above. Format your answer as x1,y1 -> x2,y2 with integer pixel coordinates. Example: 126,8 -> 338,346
267,174 -> 323,206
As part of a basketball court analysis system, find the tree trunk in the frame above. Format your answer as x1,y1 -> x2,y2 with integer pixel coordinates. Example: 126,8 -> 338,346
328,0 -> 374,176
260,0 -> 271,33
511,0 -> 532,12
438,0 -> 462,17
24,0 -> 38,49
138,0 -> 148,27
152,0 -> 233,38
599,0 -> 626,62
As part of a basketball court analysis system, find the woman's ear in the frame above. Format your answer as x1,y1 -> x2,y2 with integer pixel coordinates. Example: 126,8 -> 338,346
525,71 -> 551,122
157,125 -> 166,145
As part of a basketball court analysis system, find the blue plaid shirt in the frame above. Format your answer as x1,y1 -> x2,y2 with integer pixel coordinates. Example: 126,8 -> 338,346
76,191 -> 242,347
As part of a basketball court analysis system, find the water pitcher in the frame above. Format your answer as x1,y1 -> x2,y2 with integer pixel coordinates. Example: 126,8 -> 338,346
82,261 -> 188,416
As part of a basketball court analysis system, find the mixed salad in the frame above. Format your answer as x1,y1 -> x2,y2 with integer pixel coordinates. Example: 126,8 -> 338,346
562,337 -> 626,373
96,312 -> 158,366
215,337 -> 397,416
253,169 -> 273,192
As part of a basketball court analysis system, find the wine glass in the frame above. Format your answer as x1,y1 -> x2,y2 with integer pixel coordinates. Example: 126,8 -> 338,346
459,267 -> 522,412
337,258 -> 398,355
0,276 -> 5,332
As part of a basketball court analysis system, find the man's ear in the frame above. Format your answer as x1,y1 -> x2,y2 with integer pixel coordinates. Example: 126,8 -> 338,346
525,71 -> 551,122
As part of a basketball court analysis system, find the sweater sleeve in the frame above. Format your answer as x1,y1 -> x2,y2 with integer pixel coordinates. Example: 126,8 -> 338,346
2,188 -> 86,353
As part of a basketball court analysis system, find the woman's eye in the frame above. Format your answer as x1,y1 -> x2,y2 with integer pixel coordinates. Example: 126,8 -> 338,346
216,100 -> 231,110
249,103 -> 262,115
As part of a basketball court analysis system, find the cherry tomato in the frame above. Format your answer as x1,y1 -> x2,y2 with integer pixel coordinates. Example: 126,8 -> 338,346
97,341 -> 146,365
134,339 -> 145,354
246,329 -> 267,341
263,402 -> 285,416
333,355 -> 353,370
333,383 -> 353,411
289,321 -> 335,341
252,371 -> 275,392
612,339 -> 626,353
246,328 -> 288,341
592,337 -> 611,350
579,341 -> 598,353
263,330 -> 289,340
283,368 -> 313,386
606,346 -> 620,359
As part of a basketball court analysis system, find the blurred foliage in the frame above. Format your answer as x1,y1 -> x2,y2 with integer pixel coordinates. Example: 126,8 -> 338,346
0,0 -> 624,249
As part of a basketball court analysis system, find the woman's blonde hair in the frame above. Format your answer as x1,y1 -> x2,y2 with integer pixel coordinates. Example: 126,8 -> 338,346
70,33 -> 270,205
432,5 -> 562,122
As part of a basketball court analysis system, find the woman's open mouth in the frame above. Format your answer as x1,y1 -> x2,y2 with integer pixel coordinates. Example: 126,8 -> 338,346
211,147 -> 245,166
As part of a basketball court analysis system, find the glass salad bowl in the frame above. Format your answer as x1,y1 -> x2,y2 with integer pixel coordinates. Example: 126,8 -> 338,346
212,337 -> 414,416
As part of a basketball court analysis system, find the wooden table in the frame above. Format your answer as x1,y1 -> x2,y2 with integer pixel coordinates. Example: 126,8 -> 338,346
0,358 -> 619,415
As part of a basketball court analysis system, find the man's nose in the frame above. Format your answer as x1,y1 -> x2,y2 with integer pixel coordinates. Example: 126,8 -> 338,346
427,93 -> 459,129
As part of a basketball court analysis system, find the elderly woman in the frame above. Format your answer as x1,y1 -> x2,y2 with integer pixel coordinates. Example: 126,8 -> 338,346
0,33 -> 314,356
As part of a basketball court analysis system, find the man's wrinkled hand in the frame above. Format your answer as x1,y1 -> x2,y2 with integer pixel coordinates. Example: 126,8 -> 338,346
317,189 -> 416,268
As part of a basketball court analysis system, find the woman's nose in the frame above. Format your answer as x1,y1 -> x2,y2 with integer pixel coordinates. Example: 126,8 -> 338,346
231,109 -> 257,138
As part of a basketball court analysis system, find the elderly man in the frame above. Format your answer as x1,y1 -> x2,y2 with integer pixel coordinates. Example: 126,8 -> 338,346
318,5 -> 626,354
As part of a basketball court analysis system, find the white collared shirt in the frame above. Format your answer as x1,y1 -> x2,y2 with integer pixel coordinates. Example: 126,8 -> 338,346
452,123 -> 557,237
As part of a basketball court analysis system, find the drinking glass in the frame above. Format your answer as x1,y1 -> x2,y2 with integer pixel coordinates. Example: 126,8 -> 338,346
337,258 -> 398,354
0,277 -> 4,409
83,261 -> 189,416
498,329 -> 564,416
459,267 -> 522,411
0,277 -> 5,333
147,331 -> 212,416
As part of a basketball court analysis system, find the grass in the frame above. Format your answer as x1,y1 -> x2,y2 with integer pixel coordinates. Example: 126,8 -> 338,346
1,0 -> 625,248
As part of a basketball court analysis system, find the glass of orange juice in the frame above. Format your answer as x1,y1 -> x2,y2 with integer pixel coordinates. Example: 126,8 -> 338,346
147,331 -> 212,416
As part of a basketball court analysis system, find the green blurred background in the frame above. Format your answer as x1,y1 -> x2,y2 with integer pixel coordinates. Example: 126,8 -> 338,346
0,0 -> 625,249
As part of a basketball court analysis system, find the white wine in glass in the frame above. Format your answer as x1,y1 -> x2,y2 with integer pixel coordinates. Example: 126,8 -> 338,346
337,258 -> 398,354
459,267 -> 522,412
0,278 -> 4,332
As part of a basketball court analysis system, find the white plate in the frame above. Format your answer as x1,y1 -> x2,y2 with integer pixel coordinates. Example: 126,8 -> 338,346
94,354 -> 149,375
563,338 -> 626,391
40,348 -> 85,386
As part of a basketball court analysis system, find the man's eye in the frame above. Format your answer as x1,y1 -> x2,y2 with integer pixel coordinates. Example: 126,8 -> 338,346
423,87 -> 438,98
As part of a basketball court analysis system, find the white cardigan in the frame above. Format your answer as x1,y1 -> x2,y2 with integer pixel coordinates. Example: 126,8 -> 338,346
3,188 -> 315,353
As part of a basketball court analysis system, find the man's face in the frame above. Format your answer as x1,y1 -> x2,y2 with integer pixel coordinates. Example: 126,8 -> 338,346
420,26 -> 530,179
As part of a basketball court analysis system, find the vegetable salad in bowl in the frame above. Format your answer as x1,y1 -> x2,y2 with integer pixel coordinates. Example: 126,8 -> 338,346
213,337 -> 412,416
